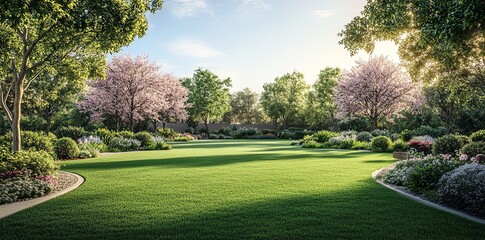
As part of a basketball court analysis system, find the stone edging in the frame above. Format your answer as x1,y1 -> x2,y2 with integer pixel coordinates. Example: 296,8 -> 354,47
372,168 -> 485,225
0,172 -> 85,219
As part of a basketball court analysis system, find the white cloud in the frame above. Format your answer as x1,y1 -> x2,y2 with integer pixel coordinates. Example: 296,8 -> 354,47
170,39 -> 224,58
168,0 -> 211,17
313,10 -> 335,19
237,0 -> 270,18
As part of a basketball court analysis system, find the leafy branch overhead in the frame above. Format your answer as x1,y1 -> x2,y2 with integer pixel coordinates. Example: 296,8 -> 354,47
339,0 -> 484,81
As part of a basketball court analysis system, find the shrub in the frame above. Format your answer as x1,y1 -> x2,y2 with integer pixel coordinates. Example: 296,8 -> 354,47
261,129 -> 277,135
312,131 -> 338,143
233,128 -> 260,139
78,143 -> 100,158
0,177 -> 53,204
378,159 -> 422,186
134,132 -> 155,149
339,116 -> 370,132
78,136 -> 107,153
433,134 -> 464,155
412,125 -> 446,138
338,139 -> 355,149
350,141 -> 370,150
217,127 -> 233,136
157,128 -> 178,139
55,126 -> 86,141
470,130 -> 485,142
198,128 -> 208,134
408,139 -> 433,155
437,164 -> 485,217
114,131 -> 135,139
0,131 -> 54,154
371,136 -> 392,152
54,138 -> 80,160
94,128 -> 114,145
278,130 -> 295,139
78,150 -> 92,159
371,129 -> 391,137
185,127 -> 195,134
302,140 -> 320,148
461,142 -> 485,158
405,155 -> 463,196
392,140 -> 409,152
22,131 -> 54,153
154,141 -> 172,150
173,136 -> 191,141
108,137 -> 141,152
455,134 -> 471,146
356,131 -> 372,142
5,150 -> 59,177
400,129 -> 413,141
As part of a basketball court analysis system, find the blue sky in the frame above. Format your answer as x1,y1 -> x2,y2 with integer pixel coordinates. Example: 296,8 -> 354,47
118,0 -> 399,92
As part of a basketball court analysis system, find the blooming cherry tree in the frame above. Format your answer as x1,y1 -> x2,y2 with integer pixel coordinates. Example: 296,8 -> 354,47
334,56 -> 420,129
80,55 -> 188,131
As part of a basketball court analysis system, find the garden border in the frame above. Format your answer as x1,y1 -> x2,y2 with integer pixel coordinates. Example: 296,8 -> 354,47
0,172 -> 84,219
372,168 -> 485,225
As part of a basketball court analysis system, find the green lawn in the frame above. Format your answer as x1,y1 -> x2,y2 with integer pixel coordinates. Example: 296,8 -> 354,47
1,140 -> 484,239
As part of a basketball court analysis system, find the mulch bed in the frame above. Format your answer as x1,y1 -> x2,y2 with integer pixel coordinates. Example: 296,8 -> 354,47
52,171 -> 79,193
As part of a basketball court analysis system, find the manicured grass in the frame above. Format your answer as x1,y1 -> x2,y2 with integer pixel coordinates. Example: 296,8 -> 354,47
1,140 -> 484,239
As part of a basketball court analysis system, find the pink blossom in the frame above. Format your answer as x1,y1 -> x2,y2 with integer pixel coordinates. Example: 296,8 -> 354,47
79,55 -> 188,130
459,154 -> 468,161
334,56 -> 421,129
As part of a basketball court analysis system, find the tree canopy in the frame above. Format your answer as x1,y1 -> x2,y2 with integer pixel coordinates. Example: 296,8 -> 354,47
261,71 -> 308,128
338,0 -> 485,82
0,0 -> 163,150
304,67 -> 341,130
182,68 -> 232,132
334,56 -> 420,130
227,88 -> 265,125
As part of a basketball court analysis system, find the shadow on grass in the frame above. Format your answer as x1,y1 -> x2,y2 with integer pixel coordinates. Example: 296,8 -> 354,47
64,150 -> 380,171
1,181 -> 484,240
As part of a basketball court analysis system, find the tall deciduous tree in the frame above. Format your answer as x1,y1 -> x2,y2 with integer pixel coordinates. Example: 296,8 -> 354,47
0,0 -> 163,151
304,67 -> 341,130
182,68 -> 232,133
153,74 -> 189,129
334,56 -> 420,130
227,88 -> 264,125
261,71 -> 308,128
338,0 -> 484,82
80,55 -> 167,131
24,54 -> 104,134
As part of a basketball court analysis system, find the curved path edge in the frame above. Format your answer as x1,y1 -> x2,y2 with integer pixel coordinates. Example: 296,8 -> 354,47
0,172 -> 84,219
372,168 -> 485,225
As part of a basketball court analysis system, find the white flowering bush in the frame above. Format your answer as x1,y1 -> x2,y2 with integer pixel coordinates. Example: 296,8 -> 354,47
378,159 -> 421,185
378,153 -> 463,193
108,137 -> 141,152
329,133 -> 356,146
437,164 -> 485,217
412,135 -> 435,143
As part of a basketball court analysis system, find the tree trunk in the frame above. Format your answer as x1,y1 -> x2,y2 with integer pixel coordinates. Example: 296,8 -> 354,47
12,78 -> 24,152
371,115 -> 378,131
46,116 -> 51,134
162,121 -> 166,129
204,119 -> 209,134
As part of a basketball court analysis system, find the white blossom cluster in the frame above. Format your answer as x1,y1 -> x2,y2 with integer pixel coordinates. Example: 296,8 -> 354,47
437,164 -> 485,217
